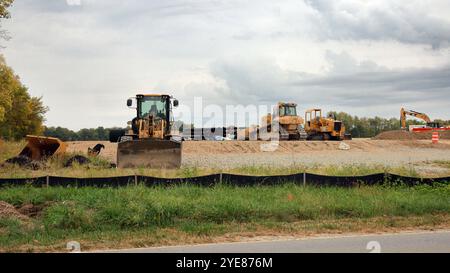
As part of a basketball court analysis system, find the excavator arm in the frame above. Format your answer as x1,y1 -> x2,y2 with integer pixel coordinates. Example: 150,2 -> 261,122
400,108 -> 433,129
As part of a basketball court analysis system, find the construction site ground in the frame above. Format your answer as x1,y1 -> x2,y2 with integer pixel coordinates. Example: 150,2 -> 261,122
65,139 -> 450,177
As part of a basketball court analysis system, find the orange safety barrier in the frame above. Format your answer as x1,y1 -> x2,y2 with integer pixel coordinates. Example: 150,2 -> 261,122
432,132 -> 439,144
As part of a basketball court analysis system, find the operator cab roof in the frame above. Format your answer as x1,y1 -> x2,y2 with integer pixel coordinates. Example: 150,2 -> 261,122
137,94 -> 171,97
279,102 -> 298,107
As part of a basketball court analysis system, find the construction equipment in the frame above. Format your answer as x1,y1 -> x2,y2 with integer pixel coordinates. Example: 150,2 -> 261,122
304,109 -> 348,141
400,108 -> 441,130
109,94 -> 182,169
260,102 -> 307,140
19,135 -> 67,161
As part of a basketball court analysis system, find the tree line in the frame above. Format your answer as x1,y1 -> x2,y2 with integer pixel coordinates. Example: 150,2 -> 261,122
0,56 -> 47,140
0,0 -> 13,42
43,127 -> 124,141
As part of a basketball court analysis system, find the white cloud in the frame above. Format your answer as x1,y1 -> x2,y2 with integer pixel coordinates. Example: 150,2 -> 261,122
305,0 -> 450,48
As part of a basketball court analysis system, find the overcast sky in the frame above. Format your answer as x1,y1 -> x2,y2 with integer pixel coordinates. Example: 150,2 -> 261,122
1,0 -> 450,129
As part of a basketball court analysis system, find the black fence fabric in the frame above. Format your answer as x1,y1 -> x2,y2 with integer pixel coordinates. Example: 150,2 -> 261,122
48,176 -> 137,188
140,174 -> 222,187
222,173 -> 304,186
0,173 -> 449,188
305,173 -> 387,187
0,177 -> 47,187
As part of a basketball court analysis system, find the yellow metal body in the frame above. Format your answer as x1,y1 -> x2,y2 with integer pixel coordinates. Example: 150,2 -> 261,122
128,115 -> 167,140
20,135 -> 67,161
304,109 -> 346,140
117,94 -> 182,169
261,102 -> 305,140
400,108 -> 439,130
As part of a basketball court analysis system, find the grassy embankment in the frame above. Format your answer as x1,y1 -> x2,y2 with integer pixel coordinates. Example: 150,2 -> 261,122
0,184 -> 450,252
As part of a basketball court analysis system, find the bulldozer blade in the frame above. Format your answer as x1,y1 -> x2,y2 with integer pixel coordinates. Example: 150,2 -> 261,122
117,139 -> 182,169
19,135 -> 67,161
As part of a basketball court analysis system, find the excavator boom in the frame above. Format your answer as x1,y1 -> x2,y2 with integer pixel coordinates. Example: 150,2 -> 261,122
401,108 -> 435,130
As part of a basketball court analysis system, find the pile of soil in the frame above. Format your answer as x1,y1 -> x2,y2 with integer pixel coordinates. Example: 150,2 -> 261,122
64,155 -> 91,167
373,130 -> 415,140
3,156 -> 42,170
0,201 -> 29,221
374,130 -> 450,140
17,203 -> 48,218
411,130 -> 450,140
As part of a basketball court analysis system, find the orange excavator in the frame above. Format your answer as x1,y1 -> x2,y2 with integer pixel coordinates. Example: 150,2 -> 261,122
400,108 -> 441,130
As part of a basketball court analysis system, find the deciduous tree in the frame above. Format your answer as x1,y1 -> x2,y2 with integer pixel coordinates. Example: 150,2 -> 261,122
0,56 -> 48,140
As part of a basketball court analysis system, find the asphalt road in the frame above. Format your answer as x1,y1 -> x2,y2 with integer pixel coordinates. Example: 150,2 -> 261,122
106,231 -> 450,253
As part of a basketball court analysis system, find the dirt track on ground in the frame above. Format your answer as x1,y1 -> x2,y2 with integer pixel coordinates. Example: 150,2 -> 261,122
67,139 -> 450,171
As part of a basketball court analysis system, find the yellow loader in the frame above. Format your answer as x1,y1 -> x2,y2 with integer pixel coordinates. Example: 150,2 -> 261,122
109,94 -> 182,169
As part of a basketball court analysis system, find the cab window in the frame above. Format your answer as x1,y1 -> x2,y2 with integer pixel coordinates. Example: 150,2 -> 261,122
140,97 -> 166,119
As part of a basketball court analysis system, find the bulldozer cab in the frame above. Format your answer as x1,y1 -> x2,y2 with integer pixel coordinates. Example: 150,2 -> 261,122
305,109 -> 322,130
278,103 -> 298,117
265,102 -> 306,141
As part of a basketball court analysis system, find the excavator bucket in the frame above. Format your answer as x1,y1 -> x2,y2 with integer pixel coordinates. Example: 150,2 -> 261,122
19,135 -> 67,161
117,139 -> 182,169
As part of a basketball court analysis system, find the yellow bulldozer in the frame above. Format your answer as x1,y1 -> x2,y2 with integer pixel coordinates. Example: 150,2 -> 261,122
304,109 -> 349,141
109,94 -> 182,169
261,102 -> 307,141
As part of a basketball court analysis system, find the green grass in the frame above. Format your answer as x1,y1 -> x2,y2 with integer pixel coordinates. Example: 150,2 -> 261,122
0,141 -> 26,162
1,184 -> 450,252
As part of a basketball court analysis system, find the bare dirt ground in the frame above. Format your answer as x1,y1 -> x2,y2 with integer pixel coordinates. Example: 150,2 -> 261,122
67,141 -> 117,162
67,139 -> 450,173
374,130 -> 450,140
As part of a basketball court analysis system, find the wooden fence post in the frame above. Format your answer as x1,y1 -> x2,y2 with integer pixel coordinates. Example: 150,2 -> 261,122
46,176 -> 50,188
303,172 -> 306,187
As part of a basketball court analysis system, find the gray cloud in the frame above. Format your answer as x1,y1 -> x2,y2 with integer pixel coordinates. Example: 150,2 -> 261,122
207,51 -> 450,119
305,0 -> 450,48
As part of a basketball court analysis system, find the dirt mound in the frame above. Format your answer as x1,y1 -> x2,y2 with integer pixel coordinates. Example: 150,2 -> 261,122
411,130 -> 450,140
4,156 -> 42,170
374,130 -> 450,140
17,203 -> 48,218
373,130 -> 415,140
0,201 -> 29,221
64,155 -> 91,167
